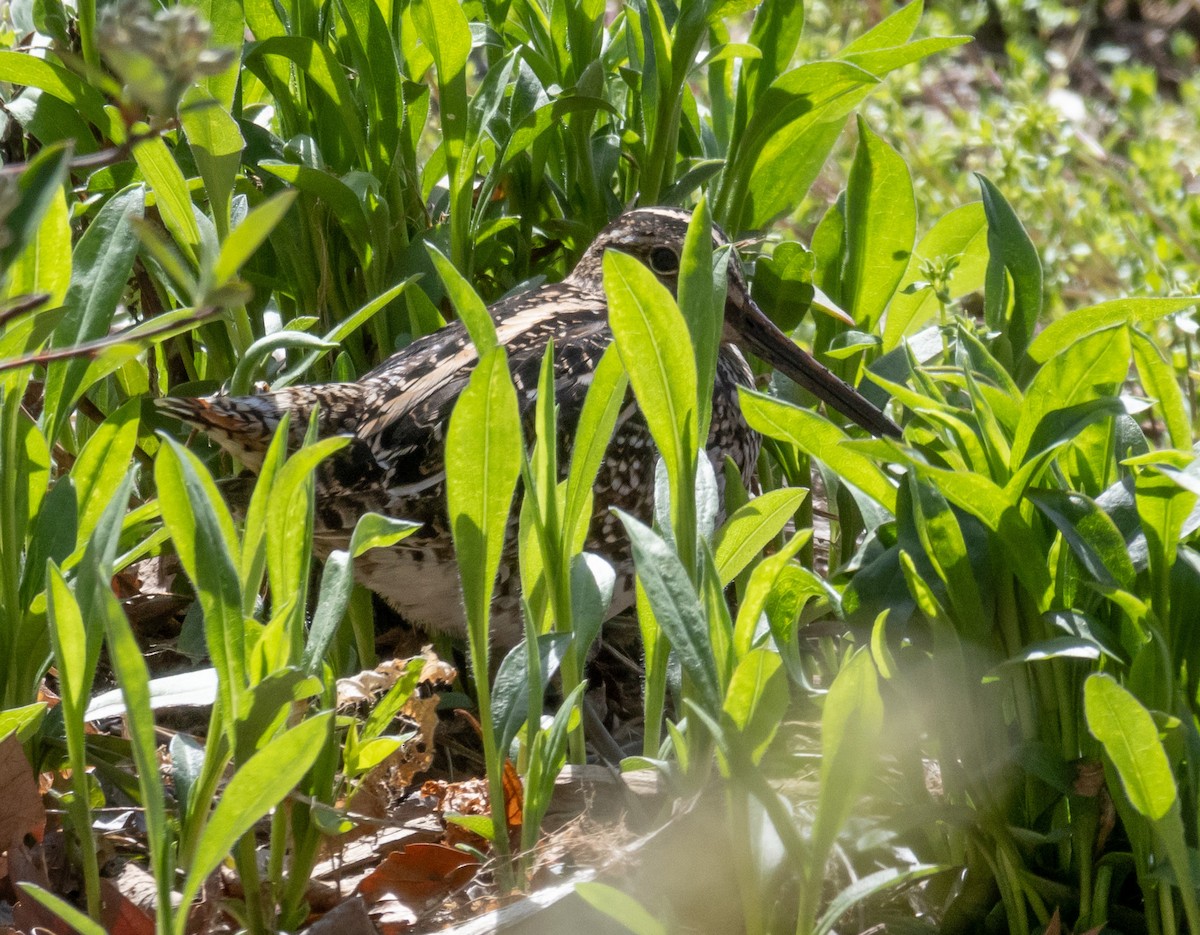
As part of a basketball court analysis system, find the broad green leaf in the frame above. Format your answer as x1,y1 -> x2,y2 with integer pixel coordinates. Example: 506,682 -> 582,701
1011,325 -> 1130,466
1131,327 -> 1191,449
156,438 -> 245,720
843,116 -> 915,332
811,650 -> 883,875
606,250 -> 698,487
70,399 -> 139,544
906,474 -> 986,636
1027,489 -> 1135,590
1026,297 -> 1198,363
0,53 -> 115,135
133,136 -> 201,260
446,347 -> 522,658
677,198 -> 722,441
840,0 -> 923,52
732,62 -> 878,229
712,486 -> 808,585
842,37 -> 971,77
179,712 -> 334,915
3,179 -> 70,307
42,185 -> 144,443
563,344 -> 629,551
977,174 -> 1042,364
617,510 -> 720,714
883,202 -> 989,350
180,87 -> 244,238
740,389 -> 897,513
722,647 -> 788,763
1084,673 -> 1176,820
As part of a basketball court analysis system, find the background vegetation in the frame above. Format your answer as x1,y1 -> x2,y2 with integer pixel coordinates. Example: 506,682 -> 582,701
1,0 -> 1199,933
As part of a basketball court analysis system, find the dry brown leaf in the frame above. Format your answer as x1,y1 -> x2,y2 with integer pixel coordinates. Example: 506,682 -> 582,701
301,894 -> 378,935
0,735 -> 47,851
100,877 -> 156,935
357,843 -> 478,907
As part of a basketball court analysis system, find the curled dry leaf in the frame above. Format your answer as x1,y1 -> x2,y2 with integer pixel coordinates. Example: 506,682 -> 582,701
336,647 -> 456,707
419,761 -> 523,852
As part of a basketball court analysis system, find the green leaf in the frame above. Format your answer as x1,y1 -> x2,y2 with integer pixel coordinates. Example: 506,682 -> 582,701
70,399 -> 140,545
180,87 -> 244,238
882,202 -> 989,350
1011,325 -> 1130,467
976,174 -> 1042,364
740,389 -> 897,513
97,584 -> 174,925
712,486 -> 808,585
677,197 -> 722,441
811,650 -> 883,870
259,161 -> 371,255
575,883 -> 667,935
304,513 -> 419,674
1026,297 -> 1198,364
563,344 -> 629,551
840,0 -> 922,52
244,37 -> 368,163
133,136 -> 202,260
446,347 -> 522,658
731,62 -> 878,229
156,437 -> 245,720
1084,673 -> 1176,821
1131,327 -> 1191,450
266,434 -> 349,612
906,473 -> 987,636
16,885 -> 107,935
3,170 -> 70,307
210,190 -> 297,289
1027,489 -> 1136,590
179,712 -> 334,913
0,53 -> 115,134
605,250 -> 697,487
492,632 -> 572,756
616,510 -> 720,713
42,185 -> 144,443
427,242 -> 497,353
722,647 -> 788,763
843,116 -> 915,332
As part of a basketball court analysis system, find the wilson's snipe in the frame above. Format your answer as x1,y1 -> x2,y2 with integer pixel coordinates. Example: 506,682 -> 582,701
160,208 -> 900,645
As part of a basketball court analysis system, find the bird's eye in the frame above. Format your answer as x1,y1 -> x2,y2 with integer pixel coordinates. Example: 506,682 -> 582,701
648,246 -> 679,275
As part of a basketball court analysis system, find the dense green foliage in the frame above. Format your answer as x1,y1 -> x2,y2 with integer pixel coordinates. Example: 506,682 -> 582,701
2,1 -> 1200,934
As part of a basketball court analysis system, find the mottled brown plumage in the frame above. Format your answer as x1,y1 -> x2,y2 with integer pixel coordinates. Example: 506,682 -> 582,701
159,208 -> 899,644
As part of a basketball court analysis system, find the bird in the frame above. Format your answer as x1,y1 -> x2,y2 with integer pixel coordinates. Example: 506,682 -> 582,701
158,207 -> 901,647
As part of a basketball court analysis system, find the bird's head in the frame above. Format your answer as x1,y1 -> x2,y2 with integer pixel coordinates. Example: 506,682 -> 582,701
569,207 -> 901,439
